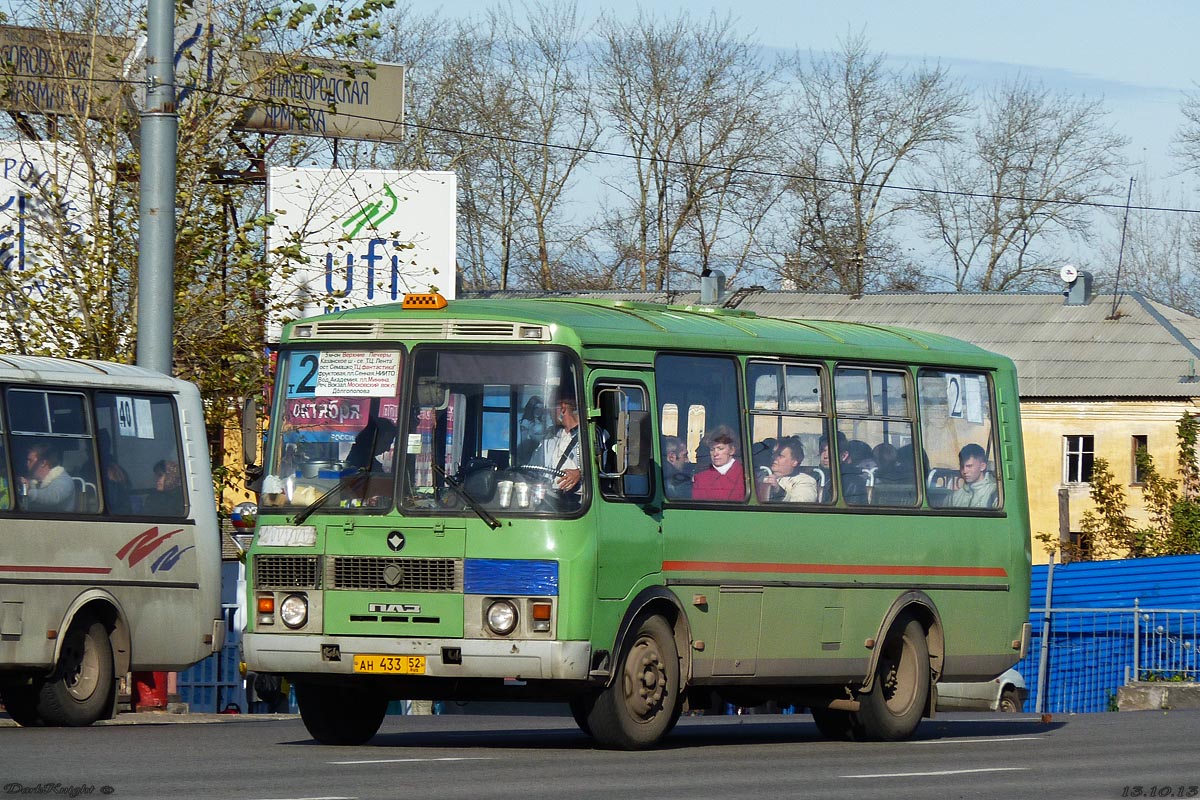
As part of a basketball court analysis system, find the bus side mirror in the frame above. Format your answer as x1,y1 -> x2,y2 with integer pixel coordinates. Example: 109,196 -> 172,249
241,396 -> 259,468
626,410 -> 652,475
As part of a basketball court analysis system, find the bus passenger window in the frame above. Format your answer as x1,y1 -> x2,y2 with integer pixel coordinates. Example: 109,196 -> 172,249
917,370 -> 1002,511
656,354 -> 746,504
832,367 -> 916,507
746,361 -> 829,505
95,393 -> 188,518
7,390 -> 98,515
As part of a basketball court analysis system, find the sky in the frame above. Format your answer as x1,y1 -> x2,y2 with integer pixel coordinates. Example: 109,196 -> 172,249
398,0 -> 1200,199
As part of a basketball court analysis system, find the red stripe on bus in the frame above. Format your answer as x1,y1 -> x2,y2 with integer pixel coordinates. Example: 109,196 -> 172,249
0,565 -> 113,575
661,560 -> 1007,578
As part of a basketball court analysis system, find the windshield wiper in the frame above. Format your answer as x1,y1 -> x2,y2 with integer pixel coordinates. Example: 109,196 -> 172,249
291,469 -> 368,526
433,464 -> 501,530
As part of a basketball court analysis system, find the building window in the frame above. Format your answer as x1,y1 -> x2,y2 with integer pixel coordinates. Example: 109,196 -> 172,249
1132,434 -> 1148,484
1067,531 -> 1093,562
1064,435 -> 1094,484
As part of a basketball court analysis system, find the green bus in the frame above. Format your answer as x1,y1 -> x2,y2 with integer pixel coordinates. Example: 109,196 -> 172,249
242,294 -> 1031,749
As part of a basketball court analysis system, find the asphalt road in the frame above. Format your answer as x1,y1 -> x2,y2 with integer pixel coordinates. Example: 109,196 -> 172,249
2,709 -> 1198,800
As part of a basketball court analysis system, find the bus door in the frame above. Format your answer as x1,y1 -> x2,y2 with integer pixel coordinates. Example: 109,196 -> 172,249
590,379 -> 659,600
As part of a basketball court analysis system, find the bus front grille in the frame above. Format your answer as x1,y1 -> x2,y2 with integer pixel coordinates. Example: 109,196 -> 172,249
327,557 -> 462,592
254,555 -> 321,589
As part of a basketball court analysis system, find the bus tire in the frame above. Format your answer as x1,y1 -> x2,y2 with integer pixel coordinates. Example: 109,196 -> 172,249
568,694 -> 595,737
37,618 -> 114,727
810,708 -> 861,741
296,682 -> 388,746
1,681 -> 46,727
586,614 -> 680,750
854,614 -> 929,741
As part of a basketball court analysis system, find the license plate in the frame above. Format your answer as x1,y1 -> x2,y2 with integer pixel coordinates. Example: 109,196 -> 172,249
353,654 -> 426,674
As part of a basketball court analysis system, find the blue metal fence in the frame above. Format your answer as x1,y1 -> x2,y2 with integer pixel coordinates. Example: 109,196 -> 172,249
178,603 -> 246,713
1015,555 -> 1200,713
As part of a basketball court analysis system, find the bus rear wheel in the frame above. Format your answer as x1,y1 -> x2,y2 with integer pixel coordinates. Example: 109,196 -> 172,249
296,682 -> 388,745
37,618 -> 114,727
586,614 -> 681,750
854,614 -> 929,741
810,707 -> 861,740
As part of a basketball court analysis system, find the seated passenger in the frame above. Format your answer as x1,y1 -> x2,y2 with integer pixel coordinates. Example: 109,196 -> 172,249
819,432 -> 869,505
691,426 -> 745,501
757,437 -> 818,503
143,459 -> 184,516
18,443 -> 77,512
661,435 -> 693,500
948,443 -> 998,509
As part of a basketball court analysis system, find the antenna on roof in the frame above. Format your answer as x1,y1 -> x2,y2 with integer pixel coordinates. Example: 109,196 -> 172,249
1110,176 -> 1135,319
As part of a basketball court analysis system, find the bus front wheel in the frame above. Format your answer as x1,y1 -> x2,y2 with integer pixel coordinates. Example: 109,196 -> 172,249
854,614 -> 929,741
296,682 -> 388,745
587,614 -> 681,750
37,618 -> 114,727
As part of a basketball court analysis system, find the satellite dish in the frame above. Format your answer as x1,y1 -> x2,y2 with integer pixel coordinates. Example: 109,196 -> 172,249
1060,264 -> 1079,284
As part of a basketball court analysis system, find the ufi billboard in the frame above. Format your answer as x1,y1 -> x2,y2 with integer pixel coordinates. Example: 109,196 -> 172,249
266,168 -> 456,339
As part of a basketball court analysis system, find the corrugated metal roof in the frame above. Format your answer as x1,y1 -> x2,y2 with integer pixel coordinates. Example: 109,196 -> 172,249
736,291 -> 1200,399
465,289 -> 1200,400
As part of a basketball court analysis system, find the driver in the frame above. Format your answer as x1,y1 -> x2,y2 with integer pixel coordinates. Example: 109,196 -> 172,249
531,391 -> 583,496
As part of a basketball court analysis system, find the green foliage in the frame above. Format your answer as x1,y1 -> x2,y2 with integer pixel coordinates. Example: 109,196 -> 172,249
1077,457 -> 1140,559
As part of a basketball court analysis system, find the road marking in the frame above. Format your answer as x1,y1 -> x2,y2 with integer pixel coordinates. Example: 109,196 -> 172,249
246,796 -> 356,799
914,735 -> 1046,745
328,757 -> 495,765
841,767 -> 1029,779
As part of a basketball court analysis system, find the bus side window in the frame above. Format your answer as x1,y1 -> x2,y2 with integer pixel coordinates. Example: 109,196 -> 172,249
917,370 -> 1002,512
95,393 -> 187,518
746,361 -> 829,505
656,354 -> 746,504
6,390 -> 99,516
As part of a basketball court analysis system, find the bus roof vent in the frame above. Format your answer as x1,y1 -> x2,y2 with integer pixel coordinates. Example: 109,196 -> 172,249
310,321 -> 378,338
450,321 -> 530,339
305,319 -> 550,341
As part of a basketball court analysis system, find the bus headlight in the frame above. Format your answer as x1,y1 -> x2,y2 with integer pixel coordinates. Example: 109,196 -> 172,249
279,593 -> 309,629
485,600 -> 518,636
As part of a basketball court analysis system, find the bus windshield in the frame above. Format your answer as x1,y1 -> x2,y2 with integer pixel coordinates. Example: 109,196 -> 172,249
403,347 -> 582,516
261,349 -> 403,512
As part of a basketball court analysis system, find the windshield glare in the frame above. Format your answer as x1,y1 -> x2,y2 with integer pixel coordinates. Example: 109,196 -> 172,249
261,349 -> 401,512
404,348 -> 583,517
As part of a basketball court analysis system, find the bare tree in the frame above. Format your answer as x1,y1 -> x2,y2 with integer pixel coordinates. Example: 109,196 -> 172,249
1093,173 -> 1200,315
593,10 -> 780,291
778,32 -> 968,294
920,79 -> 1127,291
435,0 -> 599,290
1174,86 -> 1200,175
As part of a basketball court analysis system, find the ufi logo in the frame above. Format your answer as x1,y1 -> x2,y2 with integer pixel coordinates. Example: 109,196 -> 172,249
324,184 -> 420,301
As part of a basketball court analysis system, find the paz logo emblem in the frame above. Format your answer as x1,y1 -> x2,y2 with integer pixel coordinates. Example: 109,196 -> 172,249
386,530 -> 406,552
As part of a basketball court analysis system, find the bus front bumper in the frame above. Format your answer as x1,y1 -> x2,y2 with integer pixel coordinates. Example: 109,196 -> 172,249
242,633 -> 592,681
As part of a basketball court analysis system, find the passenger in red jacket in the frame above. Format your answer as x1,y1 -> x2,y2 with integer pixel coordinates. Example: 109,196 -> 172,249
691,425 -> 745,501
